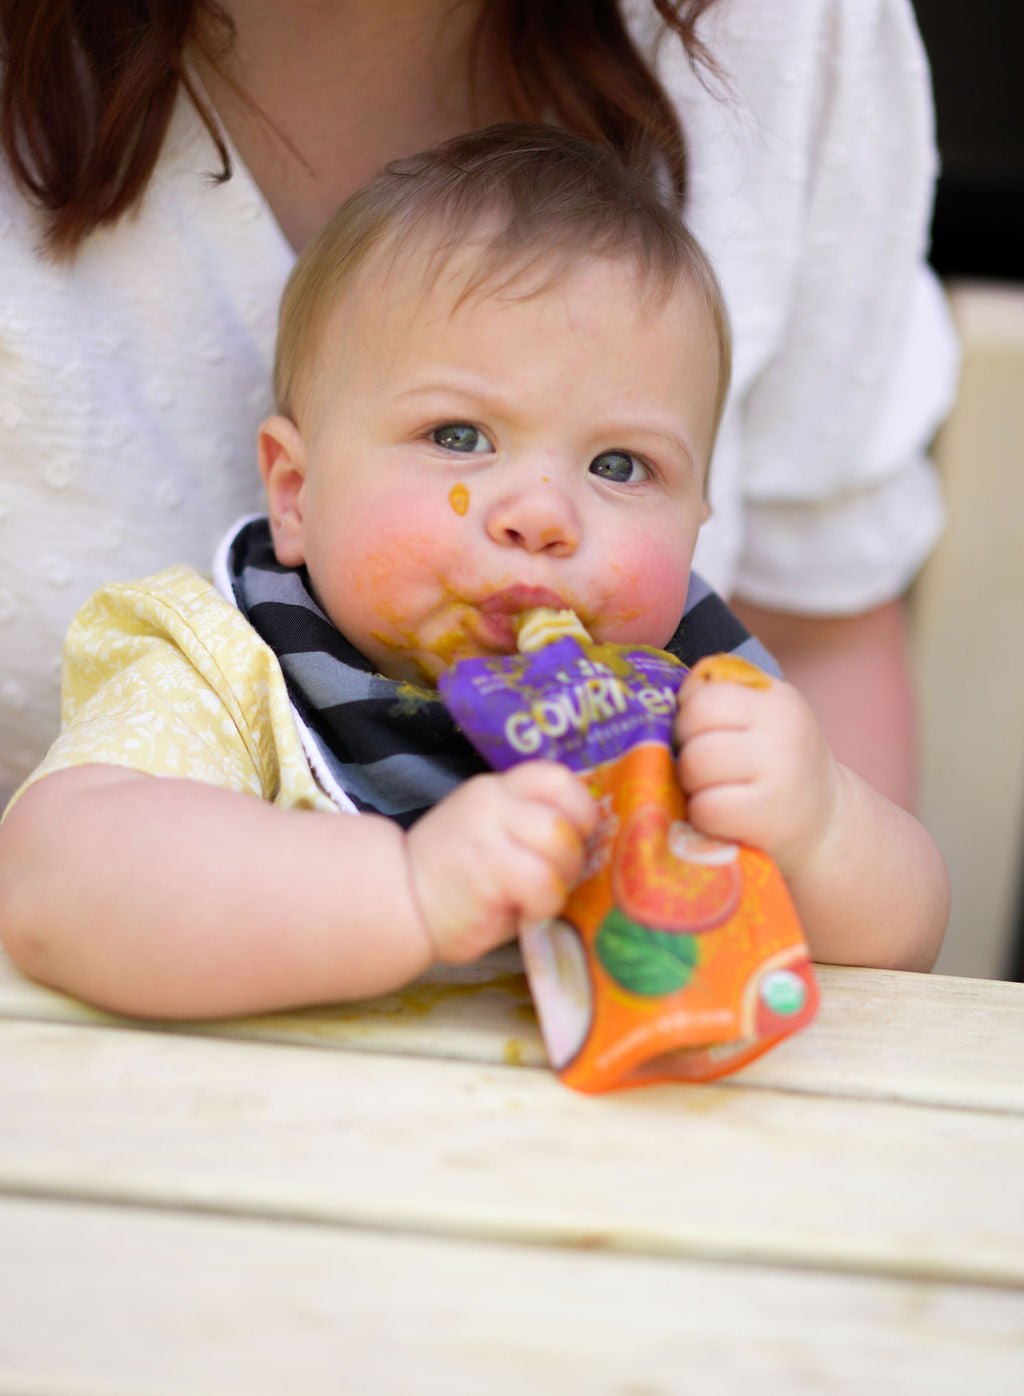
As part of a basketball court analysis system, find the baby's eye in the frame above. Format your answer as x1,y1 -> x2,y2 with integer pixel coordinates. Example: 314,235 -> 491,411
430,423 -> 493,454
589,450 -> 649,484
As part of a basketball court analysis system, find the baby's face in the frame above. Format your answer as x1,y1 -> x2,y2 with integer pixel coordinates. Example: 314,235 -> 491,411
264,246 -> 720,684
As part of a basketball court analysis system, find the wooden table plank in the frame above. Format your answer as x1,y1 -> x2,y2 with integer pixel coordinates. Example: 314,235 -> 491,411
3,1019 -> 1023,1288
2,1198 -> 1022,1396
3,946 -> 1023,1114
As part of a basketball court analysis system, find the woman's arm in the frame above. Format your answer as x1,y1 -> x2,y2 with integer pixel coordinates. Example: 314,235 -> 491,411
692,2 -> 956,777
731,598 -> 916,811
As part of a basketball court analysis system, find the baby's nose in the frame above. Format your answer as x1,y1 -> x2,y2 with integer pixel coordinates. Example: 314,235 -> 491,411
485,480 -> 581,556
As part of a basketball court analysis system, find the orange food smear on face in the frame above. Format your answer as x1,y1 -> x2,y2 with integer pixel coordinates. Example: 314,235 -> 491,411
448,482 -> 470,516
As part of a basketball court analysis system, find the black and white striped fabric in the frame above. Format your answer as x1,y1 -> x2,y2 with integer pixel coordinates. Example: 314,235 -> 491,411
223,517 -> 778,828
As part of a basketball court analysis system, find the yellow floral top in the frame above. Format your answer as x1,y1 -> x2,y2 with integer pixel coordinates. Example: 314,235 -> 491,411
6,566 -> 339,816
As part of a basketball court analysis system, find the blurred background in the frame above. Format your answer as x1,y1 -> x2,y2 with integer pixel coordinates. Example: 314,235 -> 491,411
908,3 -> 1023,980
915,2 -> 1022,283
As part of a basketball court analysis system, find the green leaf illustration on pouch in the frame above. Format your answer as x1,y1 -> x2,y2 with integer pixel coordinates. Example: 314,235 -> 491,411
595,906 -> 699,997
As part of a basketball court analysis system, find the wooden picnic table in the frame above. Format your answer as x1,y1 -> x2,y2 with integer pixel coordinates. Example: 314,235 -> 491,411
0,942 -> 1022,1394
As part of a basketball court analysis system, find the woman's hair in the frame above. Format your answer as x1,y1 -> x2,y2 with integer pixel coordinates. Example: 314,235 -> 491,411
274,123 -> 731,436
0,1 -> 721,258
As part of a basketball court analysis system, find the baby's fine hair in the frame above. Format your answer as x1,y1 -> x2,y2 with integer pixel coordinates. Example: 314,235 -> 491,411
274,122 -> 731,426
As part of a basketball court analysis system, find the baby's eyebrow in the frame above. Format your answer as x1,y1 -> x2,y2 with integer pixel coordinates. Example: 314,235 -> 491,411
395,377 -> 514,415
600,422 -> 699,477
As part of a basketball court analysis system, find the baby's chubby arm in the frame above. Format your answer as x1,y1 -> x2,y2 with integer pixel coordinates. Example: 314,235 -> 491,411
0,761 -> 596,1018
674,662 -> 949,971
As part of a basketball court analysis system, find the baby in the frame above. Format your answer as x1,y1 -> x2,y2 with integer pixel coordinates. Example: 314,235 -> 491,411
0,126 -> 948,1017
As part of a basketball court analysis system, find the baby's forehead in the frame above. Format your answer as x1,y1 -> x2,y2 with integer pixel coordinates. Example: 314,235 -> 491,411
343,227 -> 708,333
291,223 -> 728,430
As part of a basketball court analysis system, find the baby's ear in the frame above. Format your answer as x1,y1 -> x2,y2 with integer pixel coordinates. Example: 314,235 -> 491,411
258,415 -> 308,566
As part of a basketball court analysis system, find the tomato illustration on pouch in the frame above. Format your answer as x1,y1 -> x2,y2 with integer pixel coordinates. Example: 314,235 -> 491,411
612,805 -> 741,933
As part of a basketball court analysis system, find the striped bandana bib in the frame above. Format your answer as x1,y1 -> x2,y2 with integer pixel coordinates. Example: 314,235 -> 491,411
223,517 -> 774,828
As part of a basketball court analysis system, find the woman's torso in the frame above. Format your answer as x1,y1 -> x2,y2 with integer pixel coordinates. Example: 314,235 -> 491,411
0,0 -> 955,801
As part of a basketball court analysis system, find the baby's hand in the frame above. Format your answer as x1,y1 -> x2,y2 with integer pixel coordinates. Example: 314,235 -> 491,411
674,660 -> 842,878
405,762 -> 598,965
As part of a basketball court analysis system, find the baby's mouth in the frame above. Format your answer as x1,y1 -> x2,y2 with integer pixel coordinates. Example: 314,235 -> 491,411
472,586 -> 571,653
465,608 -> 519,653
410,586 -> 578,677
479,585 -> 569,616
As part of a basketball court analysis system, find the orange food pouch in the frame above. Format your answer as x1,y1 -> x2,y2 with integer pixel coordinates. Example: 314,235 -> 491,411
438,609 -> 818,1093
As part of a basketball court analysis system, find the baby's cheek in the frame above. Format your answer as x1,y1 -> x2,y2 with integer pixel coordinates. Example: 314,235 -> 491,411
333,511 -> 438,629
358,532 -> 430,592
599,540 -> 691,645
353,493 -> 454,587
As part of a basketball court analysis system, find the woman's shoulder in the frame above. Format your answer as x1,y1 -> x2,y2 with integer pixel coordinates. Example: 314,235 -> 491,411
0,84 -> 292,323
640,0 -> 931,130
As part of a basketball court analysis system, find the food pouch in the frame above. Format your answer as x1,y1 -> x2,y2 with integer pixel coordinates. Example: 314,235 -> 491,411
438,609 -> 818,1093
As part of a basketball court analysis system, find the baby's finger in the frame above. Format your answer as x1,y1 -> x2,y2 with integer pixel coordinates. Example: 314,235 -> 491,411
689,654 -> 773,689
678,728 -> 757,795
506,802 -> 590,891
686,782 -> 766,847
675,678 -> 761,740
494,835 -> 580,923
501,761 -> 598,837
